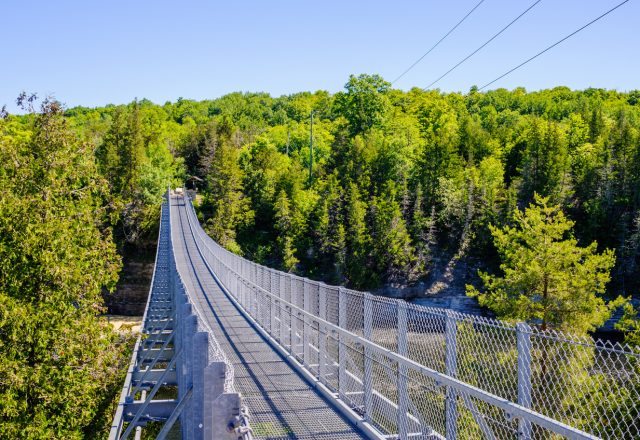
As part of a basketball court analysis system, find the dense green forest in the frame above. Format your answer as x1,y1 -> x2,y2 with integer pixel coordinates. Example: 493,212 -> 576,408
0,95 -> 181,437
1,75 -> 640,437
177,77 -> 640,304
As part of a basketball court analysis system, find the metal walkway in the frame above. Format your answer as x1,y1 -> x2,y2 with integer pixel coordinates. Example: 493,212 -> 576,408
171,195 -> 366,440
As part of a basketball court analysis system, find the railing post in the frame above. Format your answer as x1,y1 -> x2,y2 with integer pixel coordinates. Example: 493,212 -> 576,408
363,293 -> 374,422
445,310 -> 458,440
517,322 -> 533,440
280,274 -> 287,347
175,291 -> 187,403
397,301 -> 410,440
292,278 -> 300,358
303,280 -> 311,367
318,285 -> 327,384
267,270 -> 273,335
203,362 -> 227,439
192,332 -> 209,440
338,287 -> 347,400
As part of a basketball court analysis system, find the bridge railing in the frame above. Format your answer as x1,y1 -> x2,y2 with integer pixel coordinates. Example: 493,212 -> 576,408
184,196 -> 639,440
110,194 -> 251,440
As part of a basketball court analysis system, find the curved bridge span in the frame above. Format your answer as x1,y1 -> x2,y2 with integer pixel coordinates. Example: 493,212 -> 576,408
110,191 -> 639,440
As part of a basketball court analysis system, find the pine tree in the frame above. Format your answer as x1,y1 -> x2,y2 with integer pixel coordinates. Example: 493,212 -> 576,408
369,182 -> 416,285
205,139 -> 253,255
467,195 -> 621,334
345,182 -> 371,288
274,190 -> 299,272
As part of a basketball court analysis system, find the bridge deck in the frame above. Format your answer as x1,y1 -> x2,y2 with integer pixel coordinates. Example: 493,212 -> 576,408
171,195 -> 365,439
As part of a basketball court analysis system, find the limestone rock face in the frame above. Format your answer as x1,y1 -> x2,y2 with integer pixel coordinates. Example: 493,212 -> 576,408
103,247 -> 155,316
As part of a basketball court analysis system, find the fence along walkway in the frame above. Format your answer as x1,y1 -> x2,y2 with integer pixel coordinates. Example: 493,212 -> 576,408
181,191 -> 640,440
110,195 -> 251,440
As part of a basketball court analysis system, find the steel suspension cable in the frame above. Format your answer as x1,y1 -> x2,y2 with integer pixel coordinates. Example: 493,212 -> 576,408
392,0 -> 487,85
479,0 -> 631,90
426,0 -> 543,89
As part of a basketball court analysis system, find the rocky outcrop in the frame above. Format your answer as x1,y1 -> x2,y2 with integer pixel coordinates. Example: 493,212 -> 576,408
103,244 -> 156,316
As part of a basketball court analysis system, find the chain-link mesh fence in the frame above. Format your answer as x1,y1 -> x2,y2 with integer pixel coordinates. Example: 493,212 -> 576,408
185,197 -> 640,440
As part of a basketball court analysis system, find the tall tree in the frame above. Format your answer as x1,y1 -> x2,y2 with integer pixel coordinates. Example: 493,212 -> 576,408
274,190 -> 299,272
205,140 -> 253,255
345,182 -> 371,288
467,195 -> 620,334
0,99 -> 125,437
334,74 -> 391,135
369,182 -> 416,285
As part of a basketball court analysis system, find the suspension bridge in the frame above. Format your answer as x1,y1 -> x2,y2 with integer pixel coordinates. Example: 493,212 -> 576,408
109,190 -> 639,440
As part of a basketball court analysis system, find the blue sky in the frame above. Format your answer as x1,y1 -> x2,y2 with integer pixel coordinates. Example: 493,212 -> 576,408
1,0 -> 637,112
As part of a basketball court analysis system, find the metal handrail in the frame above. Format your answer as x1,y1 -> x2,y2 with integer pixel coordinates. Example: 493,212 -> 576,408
182,195 -> 638,440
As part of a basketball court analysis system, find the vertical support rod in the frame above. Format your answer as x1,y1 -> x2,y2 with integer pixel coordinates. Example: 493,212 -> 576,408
397,301 -> 410,440
291,279 -> 298,357
185,314 -> 197,440
445,310 -> 458,440
517,322 -> 533,440
303,280 -> 311,367
338,287 -> 347,400
202,362 -> 226,439
280,274 -> 287,348
318,285 -> 327,384
363,293 -> 374,422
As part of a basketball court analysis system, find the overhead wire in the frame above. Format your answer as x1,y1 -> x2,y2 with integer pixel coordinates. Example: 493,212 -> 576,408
391,0 -> 487,85
478,0 -> 631,90
425,0 -> 543,89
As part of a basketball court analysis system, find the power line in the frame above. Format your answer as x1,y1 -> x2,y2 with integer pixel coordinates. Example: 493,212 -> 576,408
426,0 -> 543,89
479,0 -> 631,90
391,0 -> 487,85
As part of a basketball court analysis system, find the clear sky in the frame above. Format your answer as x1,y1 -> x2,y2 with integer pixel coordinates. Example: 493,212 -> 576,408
1,0 -> 638,112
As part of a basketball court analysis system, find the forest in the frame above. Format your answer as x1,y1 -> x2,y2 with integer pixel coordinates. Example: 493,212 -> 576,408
1,75 -> 640,437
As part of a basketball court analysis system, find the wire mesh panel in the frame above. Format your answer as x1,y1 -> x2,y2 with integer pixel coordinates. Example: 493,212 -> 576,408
183,196 -> 640,440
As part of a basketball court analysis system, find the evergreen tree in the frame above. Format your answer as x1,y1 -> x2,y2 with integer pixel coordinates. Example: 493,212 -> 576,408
345,182 -> 371,288
274,190 -> 299,272
313,174 -> 346,282
467,195 -> 621,334
369,182 -> 416,285
519,119 -> 568,203
0,99 -> 125,437
205,140 -> 253,255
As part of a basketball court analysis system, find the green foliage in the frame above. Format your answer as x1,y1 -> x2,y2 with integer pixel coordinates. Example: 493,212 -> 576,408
96,101 -> 184,244
369,182 -> 416,286
0,100 -> 127,438
467,195 -> 620,333
274,190 -> 299,272
204,139 -> 253,255
163,78 -> 640,306
616,303 -> 640,347
334,74 -> 390,135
